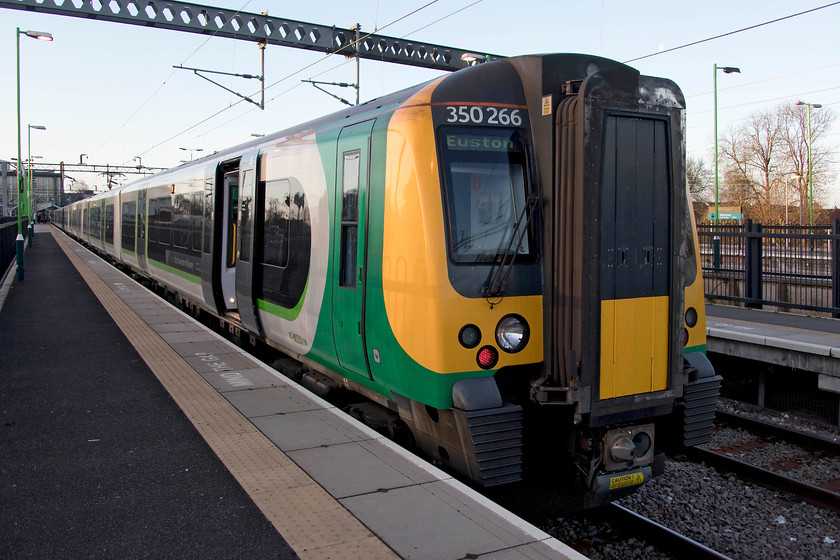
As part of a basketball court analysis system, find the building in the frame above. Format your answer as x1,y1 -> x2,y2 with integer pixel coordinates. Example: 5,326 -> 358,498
0,160 -> 65,218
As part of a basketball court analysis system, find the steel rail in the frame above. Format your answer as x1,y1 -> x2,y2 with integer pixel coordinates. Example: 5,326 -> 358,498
715,410 -> 840,455
585,504 -> 735,560
685,446 -> 840,513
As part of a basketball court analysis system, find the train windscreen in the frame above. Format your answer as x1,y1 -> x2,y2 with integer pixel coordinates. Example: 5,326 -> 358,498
439,128 -> 532,264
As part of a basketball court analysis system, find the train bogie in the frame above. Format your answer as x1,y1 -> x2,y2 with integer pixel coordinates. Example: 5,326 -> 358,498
56,52 -> 719,507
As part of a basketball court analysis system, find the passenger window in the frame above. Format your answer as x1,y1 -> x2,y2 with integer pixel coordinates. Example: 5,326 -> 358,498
340,151 -> 360,288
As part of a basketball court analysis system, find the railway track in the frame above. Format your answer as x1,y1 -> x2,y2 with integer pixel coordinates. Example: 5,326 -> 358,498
578,504 -> 735,560
685,410 -> 840,513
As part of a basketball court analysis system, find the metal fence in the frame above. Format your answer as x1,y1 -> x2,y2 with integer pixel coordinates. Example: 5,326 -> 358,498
698,219 -> 840,316
0,217 -> 29,280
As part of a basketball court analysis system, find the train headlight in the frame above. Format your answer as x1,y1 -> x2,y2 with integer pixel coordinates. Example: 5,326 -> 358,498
495,314 -> 529,353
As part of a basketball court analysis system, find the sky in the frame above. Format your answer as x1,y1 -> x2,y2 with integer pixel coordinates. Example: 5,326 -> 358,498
2,0 -> 839,204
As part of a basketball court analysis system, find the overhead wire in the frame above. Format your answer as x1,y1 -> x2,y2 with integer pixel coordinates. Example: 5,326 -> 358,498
100,0 -> 255,162
623,1 -> 840,64
138,1 -> 447,157
401,0 -> 484,38
687,63 -> 840,99
130,2 -> 840,161
194,0 -> 486,142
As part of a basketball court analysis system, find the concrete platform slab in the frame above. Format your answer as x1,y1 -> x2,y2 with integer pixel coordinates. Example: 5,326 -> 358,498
252,408 -> 374,452
288,438 -> 439,498
225,385 -> 324,417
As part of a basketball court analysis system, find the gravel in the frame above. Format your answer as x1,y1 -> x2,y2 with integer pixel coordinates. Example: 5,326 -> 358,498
541,399 -> 840,560
618,459 -> 839,560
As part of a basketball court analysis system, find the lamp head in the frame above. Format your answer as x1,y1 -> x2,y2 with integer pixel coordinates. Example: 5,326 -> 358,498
24,30 -> 53,41
722,67 -> 740,74
460,52 -> 489,64
30,125 -> 46,131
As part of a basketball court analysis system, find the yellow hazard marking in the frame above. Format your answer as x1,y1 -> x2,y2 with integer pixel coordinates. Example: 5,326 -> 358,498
608,471 -> 645,490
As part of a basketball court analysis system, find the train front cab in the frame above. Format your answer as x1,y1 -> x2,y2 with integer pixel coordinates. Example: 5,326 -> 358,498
514,54 -> 720,505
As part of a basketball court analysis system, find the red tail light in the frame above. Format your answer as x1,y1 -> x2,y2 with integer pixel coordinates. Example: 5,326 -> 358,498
477,346 -> 498,369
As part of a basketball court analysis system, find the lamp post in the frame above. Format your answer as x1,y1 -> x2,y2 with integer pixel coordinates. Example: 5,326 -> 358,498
795,100 -> 822,231
16,27 -> 53,281
27,124 -> 46,246
713,64 -> 740,268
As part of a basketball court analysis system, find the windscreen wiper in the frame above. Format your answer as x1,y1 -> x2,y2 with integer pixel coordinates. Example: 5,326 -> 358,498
483,193 -> 540,303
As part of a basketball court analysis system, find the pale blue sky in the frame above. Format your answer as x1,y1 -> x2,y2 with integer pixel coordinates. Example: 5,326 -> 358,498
3,1 -> 839,202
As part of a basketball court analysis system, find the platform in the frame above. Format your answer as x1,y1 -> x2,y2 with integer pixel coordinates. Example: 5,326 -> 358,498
0,225 -> 582,560
706,304 -> 840,395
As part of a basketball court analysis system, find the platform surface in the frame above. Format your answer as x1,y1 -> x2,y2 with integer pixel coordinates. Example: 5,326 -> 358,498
0,225 -> 582,560
706,304 -> 840,383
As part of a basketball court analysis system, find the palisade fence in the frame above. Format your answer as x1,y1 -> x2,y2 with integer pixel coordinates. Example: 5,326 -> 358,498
698,219 -> 840,317
0,217 -> 29,279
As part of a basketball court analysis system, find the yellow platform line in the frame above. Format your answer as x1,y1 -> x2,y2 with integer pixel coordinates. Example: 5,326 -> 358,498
51,229 -> 398,560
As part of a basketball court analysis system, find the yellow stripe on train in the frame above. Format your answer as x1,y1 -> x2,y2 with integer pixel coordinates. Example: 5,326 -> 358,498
600,296 -> 669,399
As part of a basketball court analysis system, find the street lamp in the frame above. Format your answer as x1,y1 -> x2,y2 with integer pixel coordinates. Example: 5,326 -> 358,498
16,26 -> 53,281
795,100 -> 822,230
713,64 -> 740,268
27,124 -> 46,244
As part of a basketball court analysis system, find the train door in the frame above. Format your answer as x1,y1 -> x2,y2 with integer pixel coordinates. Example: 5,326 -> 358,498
137,189 -> 147,271
234,150 -> 261,333
200,169 -> 220,315
598,115 -> 671,399
332,120 -> 374,379
221,170 -> 239,311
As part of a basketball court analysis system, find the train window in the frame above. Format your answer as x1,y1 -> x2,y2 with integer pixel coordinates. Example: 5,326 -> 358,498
191,191 -> 203,252
90,205 -> 101,239
239,170 -> 254,263
438,128 -> 532,264
257,175 -> 311,310
203,178 -> 213,254
172,193 -> 190,249
151,197 -> 172,246
105,204 -> 114,245
122,201 -> 136,251
263,178 -> 291,268
340,151 -> 360,288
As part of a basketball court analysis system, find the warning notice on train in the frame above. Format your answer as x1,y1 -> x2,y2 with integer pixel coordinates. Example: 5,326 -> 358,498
608,472 -> 645,490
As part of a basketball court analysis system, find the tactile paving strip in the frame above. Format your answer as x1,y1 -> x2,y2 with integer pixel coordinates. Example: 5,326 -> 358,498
51,229 -> 398,560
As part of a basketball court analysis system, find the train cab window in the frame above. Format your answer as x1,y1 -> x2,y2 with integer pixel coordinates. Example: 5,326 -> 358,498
438,128 -> 532,264
340,151 -> 360,288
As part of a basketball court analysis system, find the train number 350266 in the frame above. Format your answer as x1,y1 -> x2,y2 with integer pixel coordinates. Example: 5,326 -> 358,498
445,105 -> 523,126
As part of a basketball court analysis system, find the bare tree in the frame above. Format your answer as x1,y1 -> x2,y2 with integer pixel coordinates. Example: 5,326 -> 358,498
718,101 -> 835,225
687,156 -> 714,201
719,109 -> 781,223
778,102 -> 836,220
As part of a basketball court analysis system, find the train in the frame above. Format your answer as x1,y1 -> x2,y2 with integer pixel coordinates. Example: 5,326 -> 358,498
54,53 -> 720,507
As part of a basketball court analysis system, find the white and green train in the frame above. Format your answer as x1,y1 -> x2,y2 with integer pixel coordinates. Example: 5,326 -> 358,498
56,53 -> 719,507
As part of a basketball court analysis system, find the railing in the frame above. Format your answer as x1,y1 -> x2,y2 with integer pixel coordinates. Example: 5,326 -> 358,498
0,217 -> 30,279
698,219 -> 840,317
